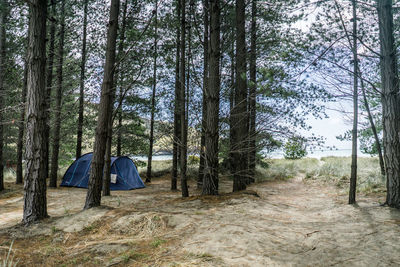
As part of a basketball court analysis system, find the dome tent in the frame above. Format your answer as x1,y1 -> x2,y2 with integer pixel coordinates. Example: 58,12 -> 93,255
60,153 -> 145,190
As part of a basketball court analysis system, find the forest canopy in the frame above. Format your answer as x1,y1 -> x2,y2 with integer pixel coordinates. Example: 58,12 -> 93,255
0,0 -> 399,224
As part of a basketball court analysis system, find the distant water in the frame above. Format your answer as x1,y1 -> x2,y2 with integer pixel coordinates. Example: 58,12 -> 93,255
131,149 -> 370,161
131,154 -> 173,161
269,149 -> 370,159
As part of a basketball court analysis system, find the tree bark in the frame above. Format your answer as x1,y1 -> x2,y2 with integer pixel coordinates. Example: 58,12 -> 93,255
198,0 -> 208,190
102,115 -> 112,196
229,31 -> 235,176
349,0 -> 358,204
44,0 -> 56,179
84,0 -> 120,209
0,1 -> 7,191
359,71 -> 385,176
186,0 -> 192,166
180,0 -> 189,197
116,0 -> 128,157
232,0 -> 248,192
17,32 -> 29,185
76,0 -> 89,159
202,0 -> 220,195
23,0 -> 48,224
49,0 -> 65,188
377,0 -> 400,208
172,0 -> 181,191
103,0 -> 128,196
146,0 -> 158,183
248,0 -> 257,183
116,102 -> 122,156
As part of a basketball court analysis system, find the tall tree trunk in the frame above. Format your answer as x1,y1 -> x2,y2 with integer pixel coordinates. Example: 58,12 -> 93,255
0,1 -> 7,191
186,0 -> 192,164
180,0 -> 189,197
359,75 -> 385,176
116,0 -> 128,157
202,0 -> 220,195
102,114 -> 113,196
377,0 -> 400,208
229,31 -> 235,176
198,0 -> 208,190
116,103 -> 122,156
185,0 -> 194,177
44,0 -> 56,179
84,0 -> 120,209
49,0 -> 65,188
146,0 -> 158,183
172,0 -> 181,191
23,0 -> 48,224
17,32 -> 29,185
248,0 -> 257,183
103,0 -> 128,196
349,0 -> 358,204
43,0 -> 57,178
76,0 -> 89,159
232,0 -> 248,192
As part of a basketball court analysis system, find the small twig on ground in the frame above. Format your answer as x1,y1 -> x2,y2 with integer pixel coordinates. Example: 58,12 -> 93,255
305,230 -> 320,237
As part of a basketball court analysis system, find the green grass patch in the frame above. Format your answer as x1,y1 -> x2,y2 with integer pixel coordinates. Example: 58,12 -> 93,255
150,238 -> 166,248
119,250 -> 148,263
256,158 -> 320,182
303,156 -> 385,193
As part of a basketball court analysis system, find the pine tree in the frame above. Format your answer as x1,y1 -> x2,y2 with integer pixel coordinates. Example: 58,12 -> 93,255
23,0 -> 48,224
179,0 -> 188,197
0,0 -> 7,191
172,0 -> 181,191
248,0 -> 257,182
146,0 -> 158,183
44,0 -> 57,179
377,0 -> 400,207
103,0 -> 128,197
202,0 -> 220,195
76,0 -> 89,159
349,0 -> 358,204
232,0 -> 248,192
198,0 -> 208,189
49,0 -> 65,188
84,0 -> 120,209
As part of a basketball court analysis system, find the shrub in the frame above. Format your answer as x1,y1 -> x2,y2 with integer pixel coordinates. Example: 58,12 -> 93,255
283,137 -> 307,160
188,155 -> 200,165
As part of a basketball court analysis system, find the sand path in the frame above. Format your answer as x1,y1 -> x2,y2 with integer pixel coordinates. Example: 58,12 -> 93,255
1,176 -> 400,266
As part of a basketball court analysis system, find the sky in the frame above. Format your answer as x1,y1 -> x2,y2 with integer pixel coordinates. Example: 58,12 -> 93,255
306,105 -> 352,149
302,100 -> 371,158
291,1 -> 367,157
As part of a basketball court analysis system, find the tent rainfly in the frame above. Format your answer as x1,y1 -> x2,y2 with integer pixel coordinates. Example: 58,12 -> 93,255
60,153 -> 145,190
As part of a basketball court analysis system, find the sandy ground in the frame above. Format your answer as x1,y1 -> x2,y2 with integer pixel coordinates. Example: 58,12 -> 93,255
1,175 -> 400,266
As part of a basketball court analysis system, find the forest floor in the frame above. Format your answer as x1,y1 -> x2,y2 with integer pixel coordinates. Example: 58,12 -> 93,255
1,170 -> 400,266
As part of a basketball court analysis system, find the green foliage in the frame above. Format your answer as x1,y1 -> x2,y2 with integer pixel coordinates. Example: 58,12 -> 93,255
133,160 -> 146,168
337,116 -> 383,156
188,155 -> 200,165
150,238 -> 166,248
283,137 -> 307,160
51,226 -> 61,234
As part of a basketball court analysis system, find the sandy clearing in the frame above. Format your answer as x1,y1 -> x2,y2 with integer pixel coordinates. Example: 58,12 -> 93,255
182,179 -> 400,266
0,176 -> 400,266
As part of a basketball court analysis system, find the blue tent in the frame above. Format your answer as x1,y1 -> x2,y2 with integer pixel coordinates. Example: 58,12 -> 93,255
60,153 -> 145,190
